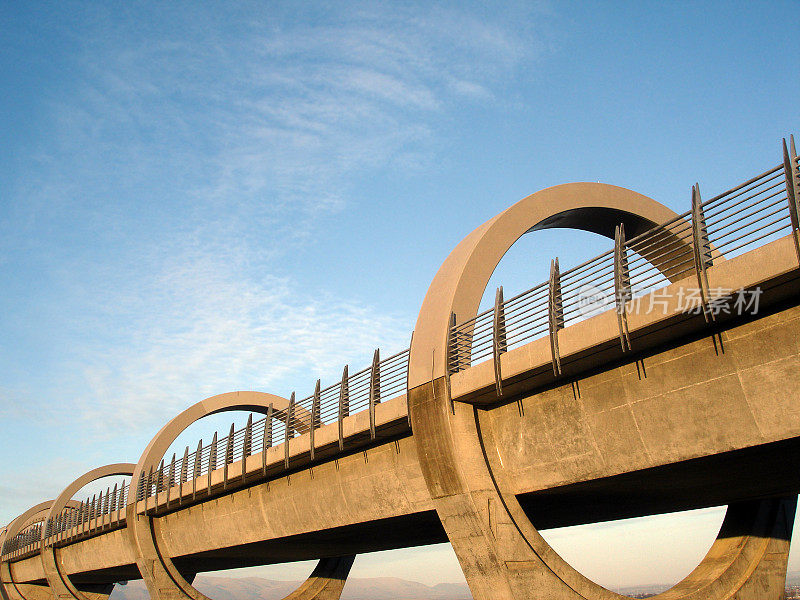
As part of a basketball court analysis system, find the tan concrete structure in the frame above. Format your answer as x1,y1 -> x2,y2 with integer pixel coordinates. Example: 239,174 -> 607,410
3,147 -> 800,600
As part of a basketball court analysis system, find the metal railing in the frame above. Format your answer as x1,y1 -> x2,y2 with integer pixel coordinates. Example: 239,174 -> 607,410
135,347 -> 410,503
1,482 -> 131,558
449,143 -> 800,375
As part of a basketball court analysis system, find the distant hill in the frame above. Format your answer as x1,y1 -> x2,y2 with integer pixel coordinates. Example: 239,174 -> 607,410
109,575 -> 473,600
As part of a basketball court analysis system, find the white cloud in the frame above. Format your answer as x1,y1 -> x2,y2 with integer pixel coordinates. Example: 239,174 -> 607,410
8,5 -> 543,434
68,243 -> 409,432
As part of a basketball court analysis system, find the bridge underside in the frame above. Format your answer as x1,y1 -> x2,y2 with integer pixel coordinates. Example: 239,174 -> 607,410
520,436 -> 800,530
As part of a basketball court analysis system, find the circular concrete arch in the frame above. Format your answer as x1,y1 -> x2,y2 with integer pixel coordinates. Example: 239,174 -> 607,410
1,500 -> 80,600
2,501 -> 59,600
405,182 -> 791,600
127,390 -> 356,600
408,181 -> 705,388
3,502 -> 58,556
130,390 -> 294,490
40,464 -> 135,600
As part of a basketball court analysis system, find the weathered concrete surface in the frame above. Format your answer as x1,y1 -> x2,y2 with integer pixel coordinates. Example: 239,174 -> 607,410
157,433 -> 433,560
489,300 -> 800,523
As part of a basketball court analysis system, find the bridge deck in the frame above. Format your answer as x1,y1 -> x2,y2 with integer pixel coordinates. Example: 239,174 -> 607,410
8,232 -> 800,586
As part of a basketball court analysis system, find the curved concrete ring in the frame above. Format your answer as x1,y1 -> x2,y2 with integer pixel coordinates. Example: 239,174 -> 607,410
41,465 -> 135,600
407,182 -> 788,599
2,502 -> 61,600
127,391 -> 356,600
409,182 -> 706,388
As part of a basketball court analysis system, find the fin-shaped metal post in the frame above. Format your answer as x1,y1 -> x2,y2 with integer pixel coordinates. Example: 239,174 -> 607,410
311,379 -> 320,461
263,403 -> 273,477
223,424 -> 234,490
179,446 -> 188,504
338,365 -> 349,451
691,184 -> 713,321
492,286 -> 507,396
104,486 -> 111,527
614,223 -> 632,351
369,348 -> 380,440
166,453 -> 175,507
285,392 -> 295,470
83,496 -> 90,535
180,446 -> 189,484
89,494 -> 96,530
156,460 -> 164,496
783,138 -> 800,264
244,414 -> 253,458
242,413 -> 253,483
192,439 -> 202,500
208,432 -> 218,496
110,484 -> 118,525
447,312 -> 457,375
548,258 -> 565,375
145,466 -> 153,513
96,489 -> 103,530
406,331 -> 413,428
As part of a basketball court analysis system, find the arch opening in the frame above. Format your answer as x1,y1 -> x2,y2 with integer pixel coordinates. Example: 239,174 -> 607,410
537,506 -> 728,597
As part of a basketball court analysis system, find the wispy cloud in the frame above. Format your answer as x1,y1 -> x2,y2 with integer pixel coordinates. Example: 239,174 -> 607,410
71,244 -> 409,431
3,3 -> 548,434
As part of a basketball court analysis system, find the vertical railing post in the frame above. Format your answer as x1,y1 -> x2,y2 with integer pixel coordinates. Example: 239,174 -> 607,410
208,432 -> 218,496
156,461 -> 164,499
446,312 -> 457,375
223,425 -> 234,490
338,365 -> 349,451
242,413 -> 253,483
406,334 -> 413,428
243,414 -> 253,458
180,446 -> 189,484
82,496 -> 89,533
89,495 -> 96,531
311,380 -> 320,461
263,404 -> 273,477
691,184 -> 713,321
192,440 -> 202,501
166,454 -> 175,507
285,392 -> 295,470
548,258 -> 564,375
492,286 -> 507,396
103,487 -> 111,528
179,446 -> 189,504
369,349 -> 380,440
145,467 -> 153,513
119,484 -> 126,521
614,223 -> 632,351
93,492 -> 101,534
110,484 -> 118,526
783,137 -> 800,263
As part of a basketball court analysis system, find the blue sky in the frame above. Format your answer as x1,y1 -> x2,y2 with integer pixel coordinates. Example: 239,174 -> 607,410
1,0 -> 798,591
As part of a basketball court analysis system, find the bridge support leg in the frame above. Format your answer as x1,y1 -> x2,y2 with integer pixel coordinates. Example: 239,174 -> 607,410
409,377 -> 797,600
281,556 -> 355,600
129,509 -> 355,600
41,548 -> 113,600
0,562 -> 53,600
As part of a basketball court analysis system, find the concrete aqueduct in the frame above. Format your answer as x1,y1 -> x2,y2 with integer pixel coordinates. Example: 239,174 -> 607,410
3,137 -> 800,600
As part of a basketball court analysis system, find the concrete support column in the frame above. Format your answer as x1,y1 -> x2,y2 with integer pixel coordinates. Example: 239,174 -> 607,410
41,547 -> 112,600
409,377 -> 797,600
130,508 -> 355,600
0,562 -> 52,600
